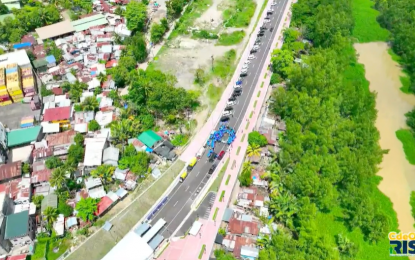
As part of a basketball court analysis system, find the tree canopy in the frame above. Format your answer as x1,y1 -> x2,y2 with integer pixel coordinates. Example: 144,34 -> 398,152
248,131 -> 268,146
125,1 -> 148,32
76,197 -> 98,222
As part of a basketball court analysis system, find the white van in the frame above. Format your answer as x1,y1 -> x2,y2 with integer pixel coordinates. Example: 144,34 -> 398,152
196,147 -> 205,159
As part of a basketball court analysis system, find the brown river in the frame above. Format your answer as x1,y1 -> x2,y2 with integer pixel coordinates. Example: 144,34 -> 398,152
355,42 -> 415,236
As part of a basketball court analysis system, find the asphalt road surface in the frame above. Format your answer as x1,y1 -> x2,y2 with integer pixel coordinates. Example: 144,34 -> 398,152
150,0 -> 289,238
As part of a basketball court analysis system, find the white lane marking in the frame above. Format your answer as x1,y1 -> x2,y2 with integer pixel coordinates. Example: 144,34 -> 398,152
173,201 -> 178,207
196,171 -> 200,176
185,185 -> 190,192
231,0 -> 287,128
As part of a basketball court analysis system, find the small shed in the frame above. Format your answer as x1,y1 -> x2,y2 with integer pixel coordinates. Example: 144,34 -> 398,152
138,130 -> 162,149
103,146 -> 119,166
222,208 -> 234,223
188,221 -> 203,236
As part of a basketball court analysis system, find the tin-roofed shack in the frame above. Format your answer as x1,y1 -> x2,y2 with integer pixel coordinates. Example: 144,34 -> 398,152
0,161 -> 21,183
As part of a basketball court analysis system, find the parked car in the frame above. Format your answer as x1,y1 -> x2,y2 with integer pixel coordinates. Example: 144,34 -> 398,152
248,54 -> 256,60
220,116 -> 230,122
217,150 -> 226,160
228,96 -> 237,102
241,68 -> 248,74
240,72 -> 248,77
222,110 -> 233,116
209,152 -> 216,162
227,100 -> 237,106
242,64 -> 249,70
209,163 -> 218,174
234,84 -> 242,89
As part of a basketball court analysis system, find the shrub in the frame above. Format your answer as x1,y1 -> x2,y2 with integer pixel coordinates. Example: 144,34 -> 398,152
248,131 -> 268,146
88,119 -> 101,132
192,30 -> 219,39
171,134 -> 189,146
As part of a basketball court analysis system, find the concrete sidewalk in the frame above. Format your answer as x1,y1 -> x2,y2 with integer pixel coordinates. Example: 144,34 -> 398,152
157,0 -> 293,259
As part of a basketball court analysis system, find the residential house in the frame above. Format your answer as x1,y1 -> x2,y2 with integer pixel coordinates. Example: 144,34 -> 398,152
227,218 -> 260,237
84,137 -> 108,168
7,126 -> 42,148
46,130 -> 76,156
4,210 -> 35,248
85,177 -> 106,199
222,236 -> 256,259
0,192 -> 14,255
240,246 -> 259,260
138,130 -> 162,149
31,161 -> 52,186
103,147 -> 119,166
14,178 -> 31,205
10,145 -> 33,163
95,111 -> 114,128
0,162 -> 21,184
65,217 -> 77,230
53,214 -> 64,237
95,196 -> 114,217
127,138 -> 146,152
42,106 -> 72,129
113,167 -> 129,181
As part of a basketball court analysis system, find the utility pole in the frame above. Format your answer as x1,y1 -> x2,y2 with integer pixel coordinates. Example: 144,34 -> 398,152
211,55 -> 214,71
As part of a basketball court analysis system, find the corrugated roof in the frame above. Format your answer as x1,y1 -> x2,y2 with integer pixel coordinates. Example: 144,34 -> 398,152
134,223 -> 151,237
43,106 -> 72,122
138,130 -> 162,148
4,210 -> 29,239
7,126 -> 41,147
95,196 -> 113,216
46,130 -> 76,147
71,14 -> 108,32
222,208 -> 234,222
0,161 -> 21,182
31,169 -> 52,183
35,20 -> 75,41
41,193 -> 58,213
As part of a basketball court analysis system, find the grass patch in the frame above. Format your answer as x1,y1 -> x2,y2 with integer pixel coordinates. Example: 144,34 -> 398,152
206,83 -> 225,107
245,122 -> 249,130
170,0 -> 213,39
257,90 -> 261,97
213,49 -> 237,80
264,73 -> 267,79
198,245 -> 206,259
210,159 -> 229,192
315,176 -> 403,260
223,0 -> 256,28
253,100 -> 257,107
192,29 -> 218,39
33,238 -> 48,260
241,133 -> 246,142
351,0 -> 389,42
225,174 -> 231,185
219,190 -> 225,202
47,238 -> 70,260
396,129 -> 415,165
217,30 -> 246,46
236,146 -> 241,155
249,111 -> 253,118
212,207 -> 219,220
260,82 -> 264,88
387,49 -> 412,93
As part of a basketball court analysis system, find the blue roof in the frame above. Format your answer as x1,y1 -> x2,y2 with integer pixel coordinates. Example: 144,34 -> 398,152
45,55 -> 56,64
65,217 -> 77,228
148,234 -> 164,250
134,223 -> 151,237
13,42 -> 31,49
116,188 -> 128,198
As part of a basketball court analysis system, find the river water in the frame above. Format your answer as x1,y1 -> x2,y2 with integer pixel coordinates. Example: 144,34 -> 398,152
355,42 -> 415,236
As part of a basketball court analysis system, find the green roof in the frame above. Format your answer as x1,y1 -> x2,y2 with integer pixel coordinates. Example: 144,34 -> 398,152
41,193 -> 58,213
5,210 -> 29,239
71,14 -> 108,32
0,14 -> 15,23
32,58 -> 48,68
138,130 -> 162,148
7,126 -> 41,147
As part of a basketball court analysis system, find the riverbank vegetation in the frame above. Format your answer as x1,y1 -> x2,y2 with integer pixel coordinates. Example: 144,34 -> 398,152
375,0 -> 415,93
351,0 -> 388,42
218,0 -> 401,259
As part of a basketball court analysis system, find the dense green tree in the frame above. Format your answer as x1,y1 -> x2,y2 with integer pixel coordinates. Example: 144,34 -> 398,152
74,133 -> 84,146
166,0 -> 186,18
247,131 -> 268,146
238,162 -> 253,187
50,167 -> 67,190
88,119 -> 101,132
90,165 -> 115,185
0,4 -> 8,15
58,202 -> 74,217
81,96 -> 99,111
76,198 -> 98,222
32,195 -> 44,209
67,144 -> 84,166
125,1 -> 148,32
271,49 -> 294,79
150,22 -> 167,43
43,207 -> 58,229
110,119 -> 141,145
126,34 -> 148,63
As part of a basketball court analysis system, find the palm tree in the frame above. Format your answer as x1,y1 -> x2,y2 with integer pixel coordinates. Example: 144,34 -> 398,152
268,191 -> 299,228
90,165 -> 115,185
246,144 -> 261,158
82,96 -> 99,111
110,119 -> 141,145
97,73 -> 107,83
50,167 -> 67,190
43,206 -> 58,229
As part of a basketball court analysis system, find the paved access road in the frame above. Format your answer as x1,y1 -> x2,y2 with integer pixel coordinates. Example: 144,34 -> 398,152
150,0 -> 290,238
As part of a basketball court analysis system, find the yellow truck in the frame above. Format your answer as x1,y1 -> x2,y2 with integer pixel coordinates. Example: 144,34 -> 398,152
179,171 -> 188,183
186,157 -> 197,171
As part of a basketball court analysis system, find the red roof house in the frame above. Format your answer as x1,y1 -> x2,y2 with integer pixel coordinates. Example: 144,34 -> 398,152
95,196 -> 114,216
31,169 -> 52,184
43,106 -> 72,122
0,161 -> 22,183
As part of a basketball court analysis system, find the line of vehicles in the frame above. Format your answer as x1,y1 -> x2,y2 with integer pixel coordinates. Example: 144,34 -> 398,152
178,7 -> 276,184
